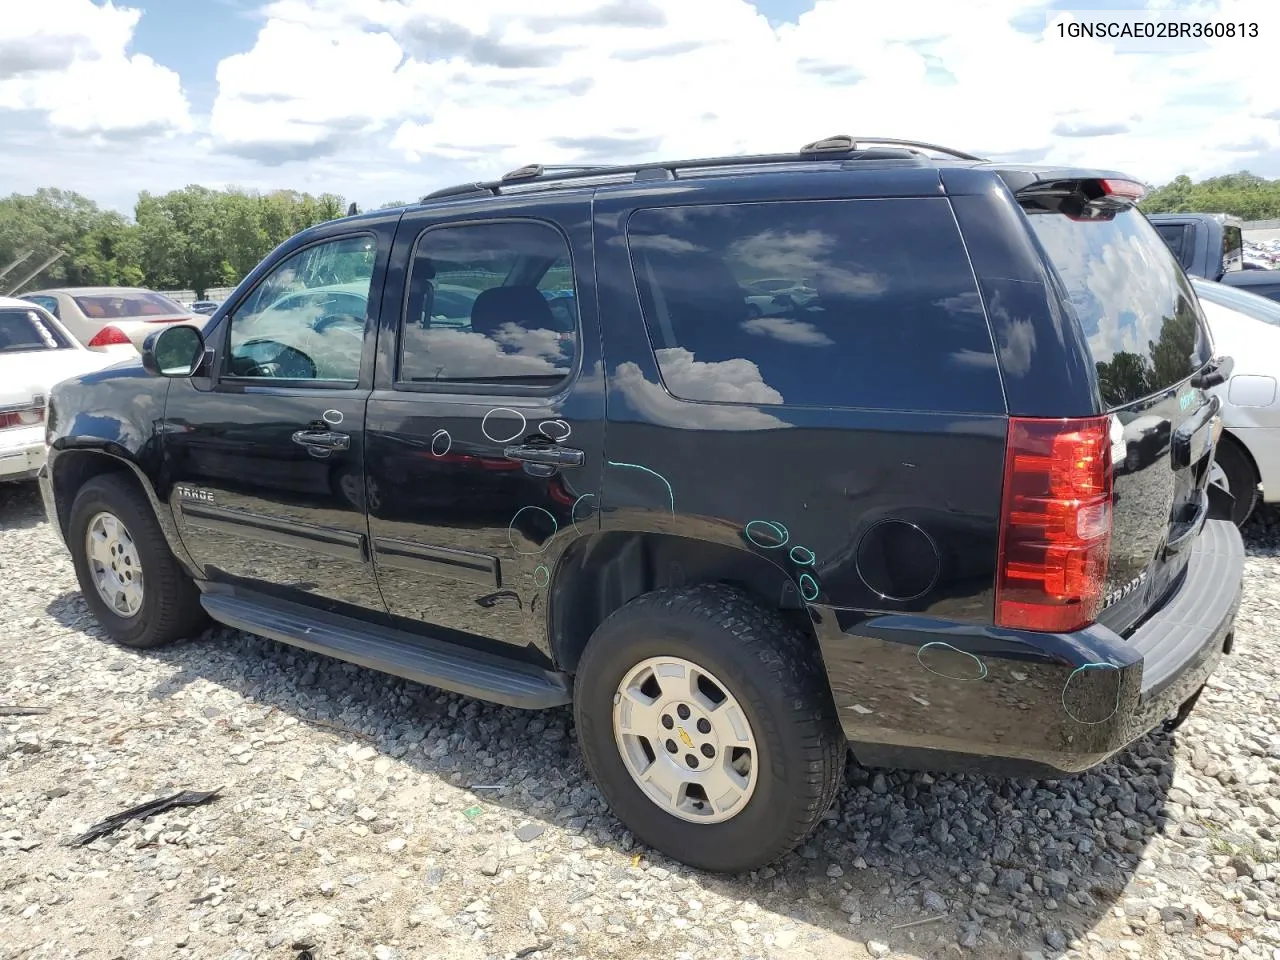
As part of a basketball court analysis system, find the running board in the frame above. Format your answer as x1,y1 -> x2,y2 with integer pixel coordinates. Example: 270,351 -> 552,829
199,592 -> 571,709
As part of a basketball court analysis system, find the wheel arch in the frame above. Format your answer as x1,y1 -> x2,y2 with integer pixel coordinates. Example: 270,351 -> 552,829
49,450 -> 198,575
547,530 -> 819,675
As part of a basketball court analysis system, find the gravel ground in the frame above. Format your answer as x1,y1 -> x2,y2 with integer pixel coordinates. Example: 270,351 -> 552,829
4,480 -> 1280,960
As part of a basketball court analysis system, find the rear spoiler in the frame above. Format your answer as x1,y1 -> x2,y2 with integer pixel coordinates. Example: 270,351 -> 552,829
1006,174 -> 1147,218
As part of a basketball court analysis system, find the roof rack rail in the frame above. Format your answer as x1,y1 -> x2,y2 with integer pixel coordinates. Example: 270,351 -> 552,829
422,182 -> 496,201
420,135 -> 984,203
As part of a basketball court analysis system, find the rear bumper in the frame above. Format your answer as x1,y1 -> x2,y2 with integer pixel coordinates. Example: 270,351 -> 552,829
814,519 -> 1243,776
0,427 -> 46,482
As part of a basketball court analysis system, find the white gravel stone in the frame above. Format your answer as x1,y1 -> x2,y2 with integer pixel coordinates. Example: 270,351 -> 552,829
3,483 -> 1279,960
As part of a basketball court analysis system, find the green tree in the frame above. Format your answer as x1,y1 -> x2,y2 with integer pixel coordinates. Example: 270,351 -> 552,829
1141,170 -> 1280,220
1,184 -> 358,295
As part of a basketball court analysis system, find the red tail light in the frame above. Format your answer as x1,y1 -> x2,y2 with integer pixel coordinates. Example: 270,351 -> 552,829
87,325 -> 132,348
0,404 -> 45,430
995,416 -> 1113,633
1099,179 -> 1145,201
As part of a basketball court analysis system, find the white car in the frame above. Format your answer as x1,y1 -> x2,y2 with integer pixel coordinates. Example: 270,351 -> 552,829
0,297 -> 120,482
19,286 -> 195,354
1192,277 -> 1280,525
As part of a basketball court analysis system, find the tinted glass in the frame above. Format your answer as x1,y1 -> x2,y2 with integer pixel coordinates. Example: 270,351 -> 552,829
399,221 -> 578,386
72,291 -> 186,318
1153,223 -> 1191,270
0,309 -> 70,353
1193,278 -> 1280,327
225,235 -> 375,383
626,198 -> 1003,412
1026,207 -> 1211,408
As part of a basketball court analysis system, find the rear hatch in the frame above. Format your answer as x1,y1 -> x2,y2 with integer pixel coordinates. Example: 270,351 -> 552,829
1018,184 -> 1217,637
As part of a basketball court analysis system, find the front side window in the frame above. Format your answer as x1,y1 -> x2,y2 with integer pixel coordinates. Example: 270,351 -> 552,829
0,308 -> 71,353
626,198 -> 1003,412
398,221 -> 578,386
225,235 -> 375,383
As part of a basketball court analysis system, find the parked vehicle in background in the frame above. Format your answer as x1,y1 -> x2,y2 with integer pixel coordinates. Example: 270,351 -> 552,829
1192,277 -> 1280,525
189,300 -> 221,316
0,297 -> 117,482
20,287 -> 195,353
1148,213 -> 1280,301
39,138 -> 1244,873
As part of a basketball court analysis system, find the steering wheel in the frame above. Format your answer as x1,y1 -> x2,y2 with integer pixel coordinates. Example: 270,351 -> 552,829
313,313 -> 365,337
234,340 -> 317,379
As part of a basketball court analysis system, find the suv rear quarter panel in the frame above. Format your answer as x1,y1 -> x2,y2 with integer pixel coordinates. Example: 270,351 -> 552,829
591,168 -> 1010,649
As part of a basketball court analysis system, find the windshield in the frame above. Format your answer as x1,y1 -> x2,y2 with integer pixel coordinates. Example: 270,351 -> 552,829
1025,206 -> 1212,409
0,308 -> 72,353
1192,278 -> 1280,327
72,291 -> 187,319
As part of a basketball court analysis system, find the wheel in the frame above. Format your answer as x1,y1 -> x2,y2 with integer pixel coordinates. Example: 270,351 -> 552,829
1212,434 -> 1259,527
574,584 -> 846,873
68,474 -> 206,648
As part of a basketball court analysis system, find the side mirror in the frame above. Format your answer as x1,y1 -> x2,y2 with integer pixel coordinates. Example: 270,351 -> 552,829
142,324 -> 205,378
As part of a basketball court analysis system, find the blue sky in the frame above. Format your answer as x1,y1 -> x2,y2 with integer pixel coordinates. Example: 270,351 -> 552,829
1,0 -> 1276,214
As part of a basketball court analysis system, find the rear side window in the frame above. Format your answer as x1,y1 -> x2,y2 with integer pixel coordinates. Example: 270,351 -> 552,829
1026,207 -> 1211,408
398,220 -> 578,387
0,308 -> 71,353
626,198 -> 1004,412
1153,223 -> 1191,271
73,291 -> 186,319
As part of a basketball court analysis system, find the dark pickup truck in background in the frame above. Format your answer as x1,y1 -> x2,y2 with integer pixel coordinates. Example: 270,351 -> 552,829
1148,212 -> 1280,301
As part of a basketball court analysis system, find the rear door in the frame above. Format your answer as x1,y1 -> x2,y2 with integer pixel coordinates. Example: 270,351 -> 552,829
364,195 -> 604,654
1024,204 -> 1217,635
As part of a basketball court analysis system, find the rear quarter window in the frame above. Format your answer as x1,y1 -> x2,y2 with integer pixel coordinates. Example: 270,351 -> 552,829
625,198 -> 1005,413
1026,207 -> 1211,408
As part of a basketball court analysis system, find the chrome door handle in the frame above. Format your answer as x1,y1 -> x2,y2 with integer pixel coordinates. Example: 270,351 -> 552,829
503,444 -> 584,467
292,429 -> 350,451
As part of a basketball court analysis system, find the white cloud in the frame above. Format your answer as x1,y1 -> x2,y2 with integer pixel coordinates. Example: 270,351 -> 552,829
194,0 -> 1280,187
0,0 -> 191,139
5,0 -> 1280,207
612,353 -> 790,431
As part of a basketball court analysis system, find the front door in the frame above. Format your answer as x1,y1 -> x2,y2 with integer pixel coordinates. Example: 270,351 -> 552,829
165,219 -> 396,615
365,196 -> 604,653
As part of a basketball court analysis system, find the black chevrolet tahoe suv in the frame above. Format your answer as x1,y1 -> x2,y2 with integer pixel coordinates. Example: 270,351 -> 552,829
39,136 -> 1245,874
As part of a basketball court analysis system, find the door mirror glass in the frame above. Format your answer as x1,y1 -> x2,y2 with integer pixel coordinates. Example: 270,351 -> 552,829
143,324 -> 205,377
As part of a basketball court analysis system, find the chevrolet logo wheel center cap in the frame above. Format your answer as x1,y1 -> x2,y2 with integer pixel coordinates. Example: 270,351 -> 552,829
659,700 -> 717,771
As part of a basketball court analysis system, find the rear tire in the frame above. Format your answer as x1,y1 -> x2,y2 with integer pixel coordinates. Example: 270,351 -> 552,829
1213,435 -> 1259,527
68,474 -> 206,648
574,584 -> 845,873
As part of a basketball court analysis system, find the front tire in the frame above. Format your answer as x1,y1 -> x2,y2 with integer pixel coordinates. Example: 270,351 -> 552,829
574,584 -> 845,873
68,474 -> 206,648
